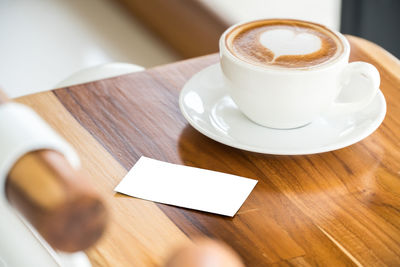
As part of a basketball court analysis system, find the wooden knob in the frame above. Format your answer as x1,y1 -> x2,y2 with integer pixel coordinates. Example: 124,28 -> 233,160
164,238 -> 244,267
5,149 -> 108,252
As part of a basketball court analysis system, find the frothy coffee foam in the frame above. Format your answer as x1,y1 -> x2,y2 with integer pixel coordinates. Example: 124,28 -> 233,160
226,19 -> 343,69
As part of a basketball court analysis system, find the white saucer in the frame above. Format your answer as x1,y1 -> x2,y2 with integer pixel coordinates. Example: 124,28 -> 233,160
179,64 -> 386,155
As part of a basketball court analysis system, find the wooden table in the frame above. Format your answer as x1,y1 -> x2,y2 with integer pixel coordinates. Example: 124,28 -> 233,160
16,36 -> 400,266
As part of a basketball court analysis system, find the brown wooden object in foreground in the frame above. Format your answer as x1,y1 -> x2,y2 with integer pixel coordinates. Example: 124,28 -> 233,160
0,92 -> 107,252
15,36 -> 400,266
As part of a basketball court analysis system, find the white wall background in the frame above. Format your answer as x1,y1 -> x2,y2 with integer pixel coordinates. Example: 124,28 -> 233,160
202,0 -> 342,30
0,0 -> 341,98
0,0 -> 179,98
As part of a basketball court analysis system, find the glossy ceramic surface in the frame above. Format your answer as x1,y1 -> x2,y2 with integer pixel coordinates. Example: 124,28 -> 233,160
179,63 -> 386,155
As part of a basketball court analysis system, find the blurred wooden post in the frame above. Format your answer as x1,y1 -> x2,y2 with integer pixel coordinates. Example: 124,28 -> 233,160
0,89 -> 107,252
114,0 -> 229,58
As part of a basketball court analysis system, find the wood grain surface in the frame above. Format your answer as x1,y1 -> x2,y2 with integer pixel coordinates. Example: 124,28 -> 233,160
16,36 -> 400,266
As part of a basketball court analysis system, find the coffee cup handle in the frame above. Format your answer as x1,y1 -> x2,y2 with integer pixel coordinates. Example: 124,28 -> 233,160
327,61 -> 380,117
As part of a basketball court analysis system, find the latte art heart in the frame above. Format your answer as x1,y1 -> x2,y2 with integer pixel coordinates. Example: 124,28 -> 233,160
227,19 -> 343,68
259,29 -> 322,60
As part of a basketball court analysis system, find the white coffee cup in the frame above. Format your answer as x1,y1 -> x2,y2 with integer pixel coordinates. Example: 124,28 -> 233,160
219,19 -> 380,129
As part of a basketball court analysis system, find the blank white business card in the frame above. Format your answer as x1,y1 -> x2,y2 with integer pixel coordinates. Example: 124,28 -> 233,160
114,156 -> 257,217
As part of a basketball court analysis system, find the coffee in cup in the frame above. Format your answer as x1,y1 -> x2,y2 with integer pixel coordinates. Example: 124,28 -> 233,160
226,19 -> 343,69
219,19 -> 380,129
